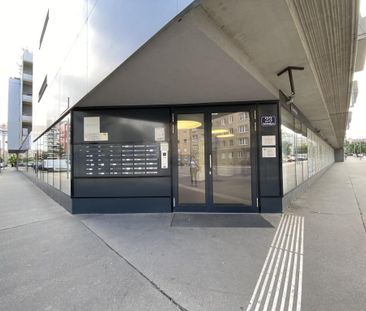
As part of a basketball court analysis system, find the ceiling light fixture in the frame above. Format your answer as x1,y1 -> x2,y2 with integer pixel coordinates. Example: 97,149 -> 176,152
216,134 -> 235,138
212,129 -> 229,134
177,120 -> 202,130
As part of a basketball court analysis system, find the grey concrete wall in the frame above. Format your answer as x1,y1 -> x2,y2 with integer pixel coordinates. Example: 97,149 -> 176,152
335,148 -> 344,162
7,78 -> 21,151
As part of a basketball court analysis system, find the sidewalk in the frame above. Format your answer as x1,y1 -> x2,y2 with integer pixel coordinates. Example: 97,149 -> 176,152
288,157 -> 366,310
0,160 -> 365,310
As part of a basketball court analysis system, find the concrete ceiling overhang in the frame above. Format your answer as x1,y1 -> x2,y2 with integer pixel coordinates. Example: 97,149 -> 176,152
77,9 -> 278,110
77,0 -> 358,148
200,0 -> 358,148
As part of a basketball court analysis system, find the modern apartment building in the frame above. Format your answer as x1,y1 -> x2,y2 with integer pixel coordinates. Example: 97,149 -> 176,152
23,1 -> 363,214
7,50 -> 33,153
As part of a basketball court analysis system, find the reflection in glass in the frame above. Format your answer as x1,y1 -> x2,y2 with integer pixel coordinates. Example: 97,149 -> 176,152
46,129 -> 54,187
53,124 -> 61,190
177,114 -> 205,204
60,114 -> 71,195
295,119 -> 303,186
281,108 -> 296,194
33,114 -> 71,196
211,112 -> 251,205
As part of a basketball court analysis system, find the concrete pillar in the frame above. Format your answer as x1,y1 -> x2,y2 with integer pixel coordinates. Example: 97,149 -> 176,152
335,148 -> 344,162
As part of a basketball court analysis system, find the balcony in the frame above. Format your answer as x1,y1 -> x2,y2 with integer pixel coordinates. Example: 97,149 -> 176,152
23,50 -> 33,63
22,94 -> 32,103
22,73 -> 33,83
22,115 -> 32,124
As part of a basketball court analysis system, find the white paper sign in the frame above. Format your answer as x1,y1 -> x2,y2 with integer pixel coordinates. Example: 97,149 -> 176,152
84,117 -> 100,134
262,147 -> 276,158
84,117 -> 109,141
262,135 -> 276,146
99,133 -> 109,141
155,127 -> 165,141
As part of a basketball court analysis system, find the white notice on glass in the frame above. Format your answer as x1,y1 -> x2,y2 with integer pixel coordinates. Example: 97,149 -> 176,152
155,127 -> 165,142
84,117 -> 100,141
262,135 -> 276,146
262,147 -> 276,158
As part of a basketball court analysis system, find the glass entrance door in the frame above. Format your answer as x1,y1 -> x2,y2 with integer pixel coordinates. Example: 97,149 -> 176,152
176,113 -> 206,205
211,111 -> 252,206
173,108 -> 257,212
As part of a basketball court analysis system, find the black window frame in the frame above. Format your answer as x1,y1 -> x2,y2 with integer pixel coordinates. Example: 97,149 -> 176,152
39,9 -> 49,49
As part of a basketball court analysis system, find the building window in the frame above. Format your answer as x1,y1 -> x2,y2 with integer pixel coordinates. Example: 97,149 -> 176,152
239,138 -> 248,145
221,153 -> 226,159
38,75 -> 47,102
230,140 -> 234,146
229,115 -> 234,123
229,128 -> 234,134
239,112 -> 247,122
39,10 -> 49,49
223,140 -> 226,147
228,152 -> 233,159
239,125 -> 248,133
238,151 -> 243,158
220,118 -> 226,126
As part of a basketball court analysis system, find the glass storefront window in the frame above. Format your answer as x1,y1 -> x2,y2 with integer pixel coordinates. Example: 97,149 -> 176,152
53,124 -> 61,190
295,119 -> 303,186
60,114 -> 71,195
31,113 -> 71,196
281,108 -> 296,194
282,107 -> 334,195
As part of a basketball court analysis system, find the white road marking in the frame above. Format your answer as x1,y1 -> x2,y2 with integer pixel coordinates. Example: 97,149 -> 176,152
246,215 -> 286,311
288,217 -> 301,311
247,214 -> 304,311
254,215 -> 290,311
263,215 -> 292,310
271,215 -> 295,311
296,218 -> 304,311
279,215 -> 297,311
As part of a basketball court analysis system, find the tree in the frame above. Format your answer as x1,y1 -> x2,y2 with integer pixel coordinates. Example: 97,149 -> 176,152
9,154 -> 17,167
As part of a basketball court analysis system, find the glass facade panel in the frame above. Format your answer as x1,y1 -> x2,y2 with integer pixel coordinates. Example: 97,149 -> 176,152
41,135 -> 48,183
53,124 -> 61,190
281,107 -> 334,194
46,130 -> 54,187
281,109 -> 296,194
60,115 -> 71,195
295,119 -> 303,186
21,113 -> 72,196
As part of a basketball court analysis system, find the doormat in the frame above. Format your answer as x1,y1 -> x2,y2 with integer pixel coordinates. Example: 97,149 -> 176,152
171,213 -> 274,228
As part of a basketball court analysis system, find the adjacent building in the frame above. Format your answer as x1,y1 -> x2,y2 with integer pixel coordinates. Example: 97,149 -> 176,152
0,124 -> 8,167
7,50 -> 33,154
22,1 -> 363,214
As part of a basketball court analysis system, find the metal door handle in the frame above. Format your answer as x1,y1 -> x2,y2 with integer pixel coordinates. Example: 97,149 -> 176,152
209,154 -> 212,169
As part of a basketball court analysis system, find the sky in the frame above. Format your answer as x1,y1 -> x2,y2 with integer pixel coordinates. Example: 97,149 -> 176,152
0,0 -> 45,126
0,0 -> 365,139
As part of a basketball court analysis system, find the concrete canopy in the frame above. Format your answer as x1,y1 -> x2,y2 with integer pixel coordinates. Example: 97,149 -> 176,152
77,0 -> 358,148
